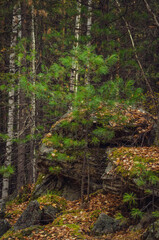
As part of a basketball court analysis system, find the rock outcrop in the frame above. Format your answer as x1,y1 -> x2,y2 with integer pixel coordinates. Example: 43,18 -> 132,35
92,213 -> 121,234
0,219 -> 11,237
102,147 -> 159,197
142,220 -> 159,240
37,148 -> 107,200
14,201 -> 42,230
36,107 -> 155,200
14,200 -> 61,230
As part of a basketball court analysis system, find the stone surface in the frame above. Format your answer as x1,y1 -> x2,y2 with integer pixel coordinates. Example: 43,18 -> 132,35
36,107 -> 155,201
31,174 -> 58,200
14,200 -> 42,230
36,144 -> 107,200
92,213 -> 120,234
31,174 -> 81,201
0,219 -> 11,237
142,220 -> 159,240
41,205 -> 60,225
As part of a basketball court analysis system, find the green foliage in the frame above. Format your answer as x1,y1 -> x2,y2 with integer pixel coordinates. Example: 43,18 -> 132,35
0,133 -> 9,141
135,177 -> 146,187
123,193 -> 137,208
37,194 -> 67,211
0,165 -> 14,177
152,211 -> 159,218
92,127 -> 115,143
122,158 -> 159,221
115,212 -> 128,224
131,208 -> 144,219
16,184 -> 32,204
49,166 -> 62,174
132,160 -> 159,188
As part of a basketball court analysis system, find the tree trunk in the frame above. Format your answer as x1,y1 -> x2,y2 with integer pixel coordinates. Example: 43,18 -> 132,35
70,1 -> 81,93
1,4 -> 18,203
17,88 -> 26,190
17,2 -> 27,191
85,0 -> 92,85
29,4 -> 36,184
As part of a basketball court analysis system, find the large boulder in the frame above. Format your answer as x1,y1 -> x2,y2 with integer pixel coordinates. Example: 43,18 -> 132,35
14,200 -> 41,230
41,205 -> 60,225
92,213 -> 121,234
102,147 -> 159,197
0,219 -> 11,237
31,174 -> 82,201
14,200 -> 61,230
38,146 -> 107,200
37,107 -> 155,200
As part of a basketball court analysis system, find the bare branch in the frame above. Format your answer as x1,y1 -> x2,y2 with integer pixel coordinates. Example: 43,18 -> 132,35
115,0 -> 155,102
143,0 -> 159,27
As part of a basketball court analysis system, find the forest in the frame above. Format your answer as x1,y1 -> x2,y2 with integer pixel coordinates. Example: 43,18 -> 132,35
0,0 -> 159,239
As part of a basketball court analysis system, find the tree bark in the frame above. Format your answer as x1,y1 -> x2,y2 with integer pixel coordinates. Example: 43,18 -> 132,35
29,4 -> 36,184
17,1 -> 27,191
70,1 -> 81,93
85,0 -> 92,85
1,4 -> 18,203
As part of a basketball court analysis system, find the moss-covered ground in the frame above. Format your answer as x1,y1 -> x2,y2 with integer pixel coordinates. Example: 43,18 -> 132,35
1,191 -> 145,240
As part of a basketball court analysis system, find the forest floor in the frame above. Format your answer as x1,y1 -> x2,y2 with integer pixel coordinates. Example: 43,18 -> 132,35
1,191 -> 145,240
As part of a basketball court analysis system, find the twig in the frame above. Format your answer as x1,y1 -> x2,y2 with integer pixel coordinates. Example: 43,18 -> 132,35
143,0 -> 159,27
115,0 -> 156,108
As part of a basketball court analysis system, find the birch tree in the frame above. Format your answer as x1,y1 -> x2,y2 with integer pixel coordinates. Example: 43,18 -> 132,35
1,4 -> 19,206
70,0 -> 81,93
85,0 -> 92,85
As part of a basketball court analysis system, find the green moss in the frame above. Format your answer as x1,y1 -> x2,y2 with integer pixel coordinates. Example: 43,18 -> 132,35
16,184 -> 32,204
90,209 -> 101,220
133,156 -> 154,164
111,148 -> 133,159
66,223 -> 80,231
30,173 -> 45,199
35,173 -> 45,187
89,189 -> 103,197
0,228 -> 14,240
53,216 -> 64,226
37,193 -> 67,211
0,225 -> 43,240
116,165 -> 129,177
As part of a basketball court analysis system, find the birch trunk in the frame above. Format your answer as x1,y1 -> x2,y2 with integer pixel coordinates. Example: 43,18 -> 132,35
70,1 -> 81,93
85,0 -> 92,85
1,5 -> 18,203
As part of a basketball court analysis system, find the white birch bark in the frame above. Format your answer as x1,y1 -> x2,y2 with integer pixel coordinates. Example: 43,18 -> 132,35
31,4 -> 36,183
70,1 -> 81,93
85,0 -> 92,85
1,5 -> 18,202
